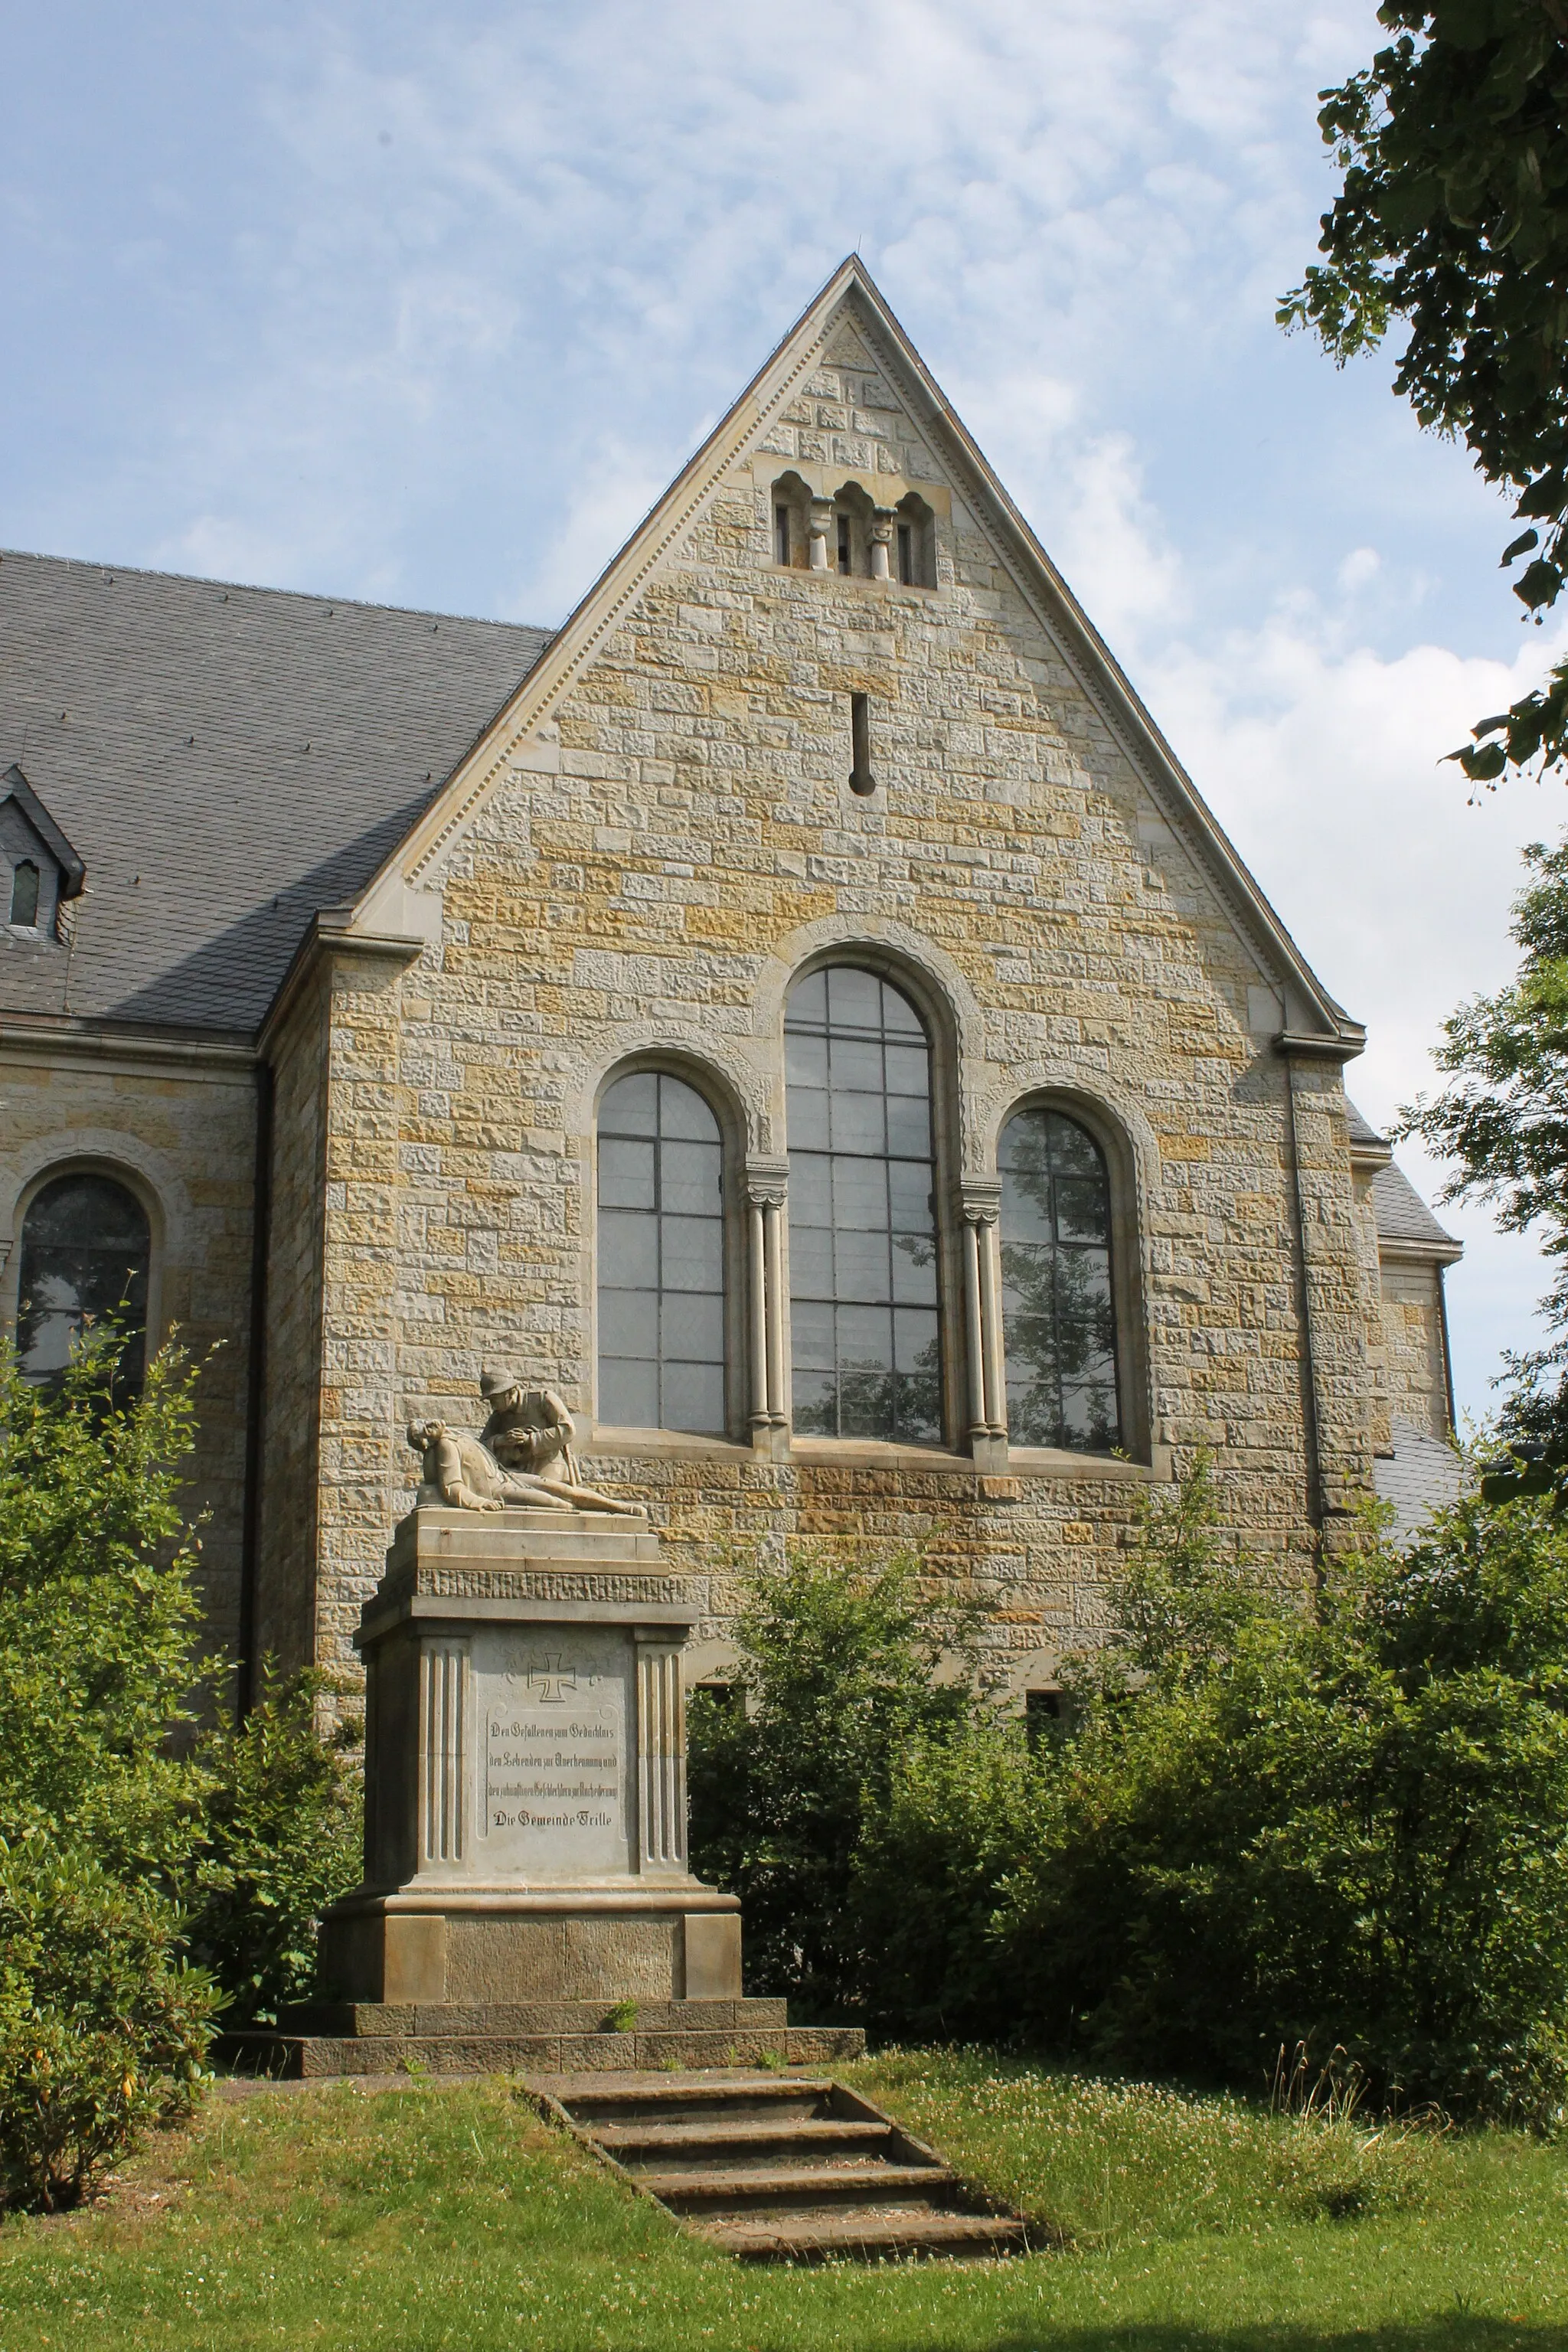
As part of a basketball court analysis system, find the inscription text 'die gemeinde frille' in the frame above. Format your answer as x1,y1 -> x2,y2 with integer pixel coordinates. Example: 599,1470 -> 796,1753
479,1635 -> 629,1875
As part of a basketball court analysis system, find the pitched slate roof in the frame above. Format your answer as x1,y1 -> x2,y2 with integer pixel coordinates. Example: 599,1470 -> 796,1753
1373,1418 -> 1465,1545
0,550 -> 549,1035
1372,1161 -> 1462,1260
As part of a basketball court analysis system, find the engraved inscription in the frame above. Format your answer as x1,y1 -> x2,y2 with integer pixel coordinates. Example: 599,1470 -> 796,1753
470,1622 -> 633,1876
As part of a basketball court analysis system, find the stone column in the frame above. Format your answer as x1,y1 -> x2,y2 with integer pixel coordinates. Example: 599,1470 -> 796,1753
746,1157 -> 790,1456
419,1636 -> 471,1867
960,1181 -> 1008,1470
870,508 -> 895,580
807,497 -> 835,573
636,1635 -> 688,1875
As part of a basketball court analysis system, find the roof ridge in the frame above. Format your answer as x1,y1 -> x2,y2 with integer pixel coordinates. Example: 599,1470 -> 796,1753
0,546 -> 554,639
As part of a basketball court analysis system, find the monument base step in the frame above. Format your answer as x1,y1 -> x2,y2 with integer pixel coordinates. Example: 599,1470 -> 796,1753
216,2005 -> 863,2079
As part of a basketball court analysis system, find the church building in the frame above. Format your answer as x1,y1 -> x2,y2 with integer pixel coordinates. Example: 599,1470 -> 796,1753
0,259 -> 1460,1702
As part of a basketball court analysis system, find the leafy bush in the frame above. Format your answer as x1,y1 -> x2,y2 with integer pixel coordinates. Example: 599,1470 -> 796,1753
687,1544 -> 989,2017
188,1665 -> 363,2027
996,1462 -> 1568,2125
0,1836 -> 214,2211
0,1326 -> 221,2205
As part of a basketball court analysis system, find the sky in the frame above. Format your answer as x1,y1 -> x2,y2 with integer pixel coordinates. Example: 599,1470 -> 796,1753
2,0 -> 1563,1425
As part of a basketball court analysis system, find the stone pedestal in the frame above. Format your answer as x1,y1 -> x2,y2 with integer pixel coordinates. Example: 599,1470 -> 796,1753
223,1506 -> 862,2076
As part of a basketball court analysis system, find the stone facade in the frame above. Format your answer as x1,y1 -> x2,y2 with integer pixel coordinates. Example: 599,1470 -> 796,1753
0,1034 -> 257,1654
0,261 -> 1462,1700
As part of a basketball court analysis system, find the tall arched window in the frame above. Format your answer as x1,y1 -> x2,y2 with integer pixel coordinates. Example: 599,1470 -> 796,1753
9,861 -> 39,927
786,965 -> 941,1444
16,1171 -> 151,1393
597,1072 -> 725,1432
998,1107 -> 1120,1452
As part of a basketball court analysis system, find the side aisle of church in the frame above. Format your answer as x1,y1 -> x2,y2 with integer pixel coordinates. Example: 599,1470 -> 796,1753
0,261 -> 1461,1701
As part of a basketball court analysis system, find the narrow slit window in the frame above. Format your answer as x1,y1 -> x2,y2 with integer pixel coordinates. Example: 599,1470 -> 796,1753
597,1072 -> 726,1433
897,522 -> 913,586
849,694 -> 875,795
837,515 -> 851,574
9,861 -> 39,927
774,505 -> 791,567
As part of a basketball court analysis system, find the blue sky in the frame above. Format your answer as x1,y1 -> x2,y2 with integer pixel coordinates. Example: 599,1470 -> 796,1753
3,0 -> 1563,1423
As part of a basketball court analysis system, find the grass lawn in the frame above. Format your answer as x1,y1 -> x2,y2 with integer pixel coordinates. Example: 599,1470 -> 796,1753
0,2050 -> 1563,2351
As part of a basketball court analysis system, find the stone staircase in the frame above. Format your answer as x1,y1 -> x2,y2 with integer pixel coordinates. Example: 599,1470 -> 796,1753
528,2069 -> 1032,2262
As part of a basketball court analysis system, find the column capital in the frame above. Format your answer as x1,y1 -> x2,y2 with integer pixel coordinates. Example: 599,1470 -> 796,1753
745,1155 -> 789,1209
957,1178 -> 1002,1227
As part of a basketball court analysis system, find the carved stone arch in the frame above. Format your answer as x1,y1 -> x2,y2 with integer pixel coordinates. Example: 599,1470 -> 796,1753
0,1130 -> 181,1279
563,1027 -> 768,1159
0,1140 -> 173,1378
985,1075 -> 1157,1466
751,915 -> 998,1169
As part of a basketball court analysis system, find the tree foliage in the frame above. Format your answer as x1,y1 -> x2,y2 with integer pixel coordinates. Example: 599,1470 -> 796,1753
188,1666 -> 363,2029
0,1325 -> 221,2207
1279,2 -> 1568,780
686,1544 -> 988,2019
1397,831 -> 1568,1449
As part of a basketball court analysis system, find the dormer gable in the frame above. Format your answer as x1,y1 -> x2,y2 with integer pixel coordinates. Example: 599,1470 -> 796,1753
1,763 -> 84,942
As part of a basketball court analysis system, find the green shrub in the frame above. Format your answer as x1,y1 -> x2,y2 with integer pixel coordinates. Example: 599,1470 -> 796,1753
0,1834 -> 215,2211
687,1544 -> 990,2018
0,1325 -> 220,2205
998,1465 -> 1568,2125
188,1666 -> 364,2027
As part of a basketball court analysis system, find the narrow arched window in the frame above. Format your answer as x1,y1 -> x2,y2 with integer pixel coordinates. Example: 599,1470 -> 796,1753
9,861 -> 39,927
998,1107 -> 1120,1452
786,965 -> 941,1444
597,1073 -> 725,1432
16,1171 -> 151,1394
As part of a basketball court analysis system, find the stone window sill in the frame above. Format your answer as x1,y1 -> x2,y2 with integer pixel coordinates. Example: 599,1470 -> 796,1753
584,1426 -> 755,1461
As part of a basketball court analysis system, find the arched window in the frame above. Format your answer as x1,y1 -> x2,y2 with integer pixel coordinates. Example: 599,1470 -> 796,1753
9,861 -> 39,927
998,1107 -> 1120,1452
786,965 -> 941,1444
597,1072 -> 725,1432
15,1171 -> 151,1393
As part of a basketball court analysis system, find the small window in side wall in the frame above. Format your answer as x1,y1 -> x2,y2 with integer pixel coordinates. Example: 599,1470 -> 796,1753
597,1072 -> 727,1433
15,1171 -> 151,1396
9,861 -> 39,927
998,1106 -> 1121,1453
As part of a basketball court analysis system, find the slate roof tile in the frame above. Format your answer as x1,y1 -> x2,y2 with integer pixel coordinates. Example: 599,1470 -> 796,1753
0,550 -> 549,1035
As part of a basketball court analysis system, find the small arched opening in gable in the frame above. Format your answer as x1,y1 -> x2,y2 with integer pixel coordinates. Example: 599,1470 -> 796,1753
895,492 -> 936,589
769,472 -> 811,569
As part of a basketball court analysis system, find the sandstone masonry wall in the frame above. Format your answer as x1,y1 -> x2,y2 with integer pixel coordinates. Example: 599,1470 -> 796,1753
0,1043 -> 256,1655
303,315 -> 1374,1684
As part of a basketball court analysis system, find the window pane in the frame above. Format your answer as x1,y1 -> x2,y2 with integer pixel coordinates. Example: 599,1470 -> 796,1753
599,1289 -> 658,1357
596,1072 -> 727,1431
601,1072 -> 658,1136
16,1173 -> 151,1396
998,1107 -> 1120,1454
661,1292 -> 724,1361
599,1357 -> 659,1429
599,1138 -> 656,1210
658,1075 -> 719,1142
661,1363 -> 725,1434
662,1140 -> 722,1216
785,965 -> 942,1445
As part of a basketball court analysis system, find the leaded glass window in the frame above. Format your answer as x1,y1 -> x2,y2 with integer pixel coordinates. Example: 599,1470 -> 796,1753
597,1072 -> 725,1432
786,965 -> 941,1444
16,1171 -> 151,1394
998,1107 -> 1120,1452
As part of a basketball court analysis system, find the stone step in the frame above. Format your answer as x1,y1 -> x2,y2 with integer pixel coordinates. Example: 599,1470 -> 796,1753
599,2116 -> 893,2167
528,2069 -> 1033,2265
217,2027 -> 861,2080
644,2162 -> 958,2215
703,2207 -> 1033,2262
